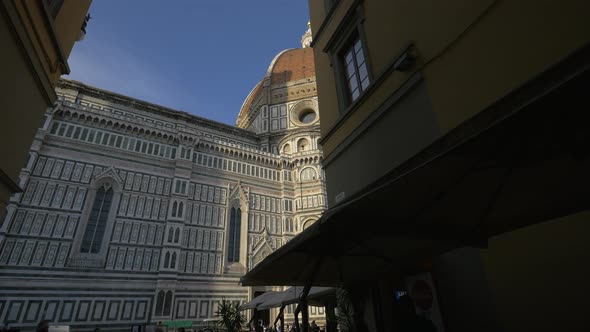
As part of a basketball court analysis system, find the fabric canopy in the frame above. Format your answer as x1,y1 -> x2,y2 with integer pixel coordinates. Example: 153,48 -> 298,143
241,60 -> 590,287
257,287 -> 335,310
240,287 -> 336,311
240,291 -> 283,310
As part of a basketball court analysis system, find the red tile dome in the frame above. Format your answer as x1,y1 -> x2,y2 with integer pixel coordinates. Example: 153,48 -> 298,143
237,48 -> 316,127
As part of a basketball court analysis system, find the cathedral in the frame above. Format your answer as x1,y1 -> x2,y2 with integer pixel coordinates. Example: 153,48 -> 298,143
0,28 -> 325,330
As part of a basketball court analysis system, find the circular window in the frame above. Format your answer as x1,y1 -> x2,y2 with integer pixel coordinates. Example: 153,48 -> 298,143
299,109 -> 316,124
290,100 -> 319,126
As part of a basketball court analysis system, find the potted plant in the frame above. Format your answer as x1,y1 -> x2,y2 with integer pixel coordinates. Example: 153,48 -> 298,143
216,299 -> 246,331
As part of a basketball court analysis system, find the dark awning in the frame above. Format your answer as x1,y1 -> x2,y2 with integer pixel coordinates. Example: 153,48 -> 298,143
241,46 -> 590,287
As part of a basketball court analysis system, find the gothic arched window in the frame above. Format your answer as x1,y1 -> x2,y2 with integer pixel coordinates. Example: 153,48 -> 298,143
228,207 -> 241,262
168,229 -> 174,243
171,252 -> 177,269
155,290 -> 165,315
81,186 -> 114,253
178,202 -> 184,218
163,291 -> 173,316
164,252 -> 170,268
171,201 -> 178,217
174,228 -> 180,243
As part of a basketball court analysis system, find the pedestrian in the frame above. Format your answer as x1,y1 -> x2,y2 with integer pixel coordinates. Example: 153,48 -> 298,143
255,320 -> 263,332
310,320 -> 319,332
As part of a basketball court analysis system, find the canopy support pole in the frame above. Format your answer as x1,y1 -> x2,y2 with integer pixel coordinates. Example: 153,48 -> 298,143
273,304 -> 286,331
294,303 -> 301,331
300,256 -> 324,332
301,295 -> 309,332
280,307 -> 285,332
325,300 -> 337,332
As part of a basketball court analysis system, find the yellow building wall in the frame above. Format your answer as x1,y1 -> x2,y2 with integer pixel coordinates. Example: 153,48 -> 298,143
481,210 -> 590,332
308,0 -> 326,30
55,1 -> 92,59
309,0 -> 354,145
0,14 -> 47,190
425,0 -> 590,134
312,49 -> 338,140
0,0 -> 91,211
310,1 -> 590,330
311,0 -> 493,157
13,0 -> 61,86
11,0 -> 91,88
311,0 -> 590,159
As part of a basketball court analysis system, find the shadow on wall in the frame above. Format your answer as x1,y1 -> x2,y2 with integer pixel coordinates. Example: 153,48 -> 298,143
271,70 -> 293,85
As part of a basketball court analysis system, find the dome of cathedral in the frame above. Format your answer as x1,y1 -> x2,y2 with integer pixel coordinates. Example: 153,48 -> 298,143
236,47 -> 317,128
266,48 -> 315,86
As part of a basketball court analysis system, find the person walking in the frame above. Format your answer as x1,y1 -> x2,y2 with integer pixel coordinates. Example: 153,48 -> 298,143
310,321 -> 319,332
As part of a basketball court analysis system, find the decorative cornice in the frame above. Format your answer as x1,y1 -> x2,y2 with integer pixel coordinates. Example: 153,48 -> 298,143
58,79 -> 259,139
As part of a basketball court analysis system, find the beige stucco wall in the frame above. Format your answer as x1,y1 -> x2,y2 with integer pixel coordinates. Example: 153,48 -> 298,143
311,0 -> 590,163
323,81 -> 439,206
54,0 -> 92,59
11,0 -> 91,85
0,0 -> 91,211
309,1 -> 590,331
425,0 -> 590,134
481,210 -> 590,332
0,15 -> 47,206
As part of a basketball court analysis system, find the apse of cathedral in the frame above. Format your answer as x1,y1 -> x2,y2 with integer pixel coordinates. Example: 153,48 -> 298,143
0,26 -> 325,329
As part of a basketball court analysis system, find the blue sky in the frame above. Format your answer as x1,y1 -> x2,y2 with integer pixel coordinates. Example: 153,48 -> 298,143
66,0 -> 310,126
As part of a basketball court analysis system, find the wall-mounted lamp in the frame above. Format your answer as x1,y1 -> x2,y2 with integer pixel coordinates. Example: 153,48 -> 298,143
394,45 -> 418,72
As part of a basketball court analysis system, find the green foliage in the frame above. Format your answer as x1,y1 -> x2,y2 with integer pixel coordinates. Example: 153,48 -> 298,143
216,299 -> 246,332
